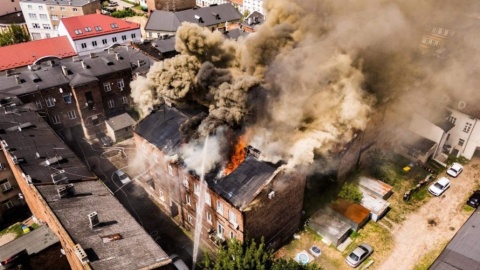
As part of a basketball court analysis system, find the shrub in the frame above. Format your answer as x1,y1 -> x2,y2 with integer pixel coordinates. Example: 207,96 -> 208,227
338,183 -> 363,203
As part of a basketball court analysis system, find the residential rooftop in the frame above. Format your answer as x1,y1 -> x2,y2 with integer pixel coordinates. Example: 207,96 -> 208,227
60,14 -> 140,41
0,108 -> 170,269
0,11 -> 25,25
145,3 -> 242,32
20,0 -> 100,7
0,36 -> 76,71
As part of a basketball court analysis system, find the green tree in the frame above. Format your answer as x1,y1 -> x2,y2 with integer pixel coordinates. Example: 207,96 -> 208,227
338,183 -> 363,203
198,238 -> 322,270
0,24 -> 30,46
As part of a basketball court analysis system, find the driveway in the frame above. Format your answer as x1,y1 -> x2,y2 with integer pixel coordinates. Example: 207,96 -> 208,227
378,158 -> 480,270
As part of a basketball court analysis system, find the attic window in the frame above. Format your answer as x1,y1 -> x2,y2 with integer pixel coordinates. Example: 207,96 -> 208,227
110,23 -> 118,29
74,29 -> 83,35
84,27 -> 92,32
458,101 -> 466,109
95,26 -> 102,31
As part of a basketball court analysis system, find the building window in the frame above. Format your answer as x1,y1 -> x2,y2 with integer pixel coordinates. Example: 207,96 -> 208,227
28,13 -> 37,19
103,82 -> 112,92
217,223 -> 224,238
85,27 -> 92,32
32,23 -> 40,29
35,100 -> 42,109
112,37 -> 117,42
230,231 -> 234,239
194,183 -> 199,195
95,26 -> 102,31
61,15 -> 66,18
28,5 -> 32,9
81,43 -> 87,49
50,6 -> 55,10
60,7 -> 65,11
188,215 -> 193,224
449,116 -> 456,124
51,115 -> 61,124
39,14 -> 48,20
92,41 -> 97,47
51,15 -> 58,20
73,8 -> 78,12
43,24 -> 51,29
228,210 -> 236,224
3,200 -> 13,210
110,23 -> 118,29
464,123 -> 472,133
121,96 -> 128,104
122,35 -> 127,41
159,189 -> 165,201
54,25 -> 58,30
67,110 -> 76,120
63,93 -> 72,104
206,211 -> 212,224
102,39 -> 107,44
186,194 -> 191,205
131,33 -> 136,39
216,201 -> 223,215
0,180 -> 12,193
117,79 -> 124,90
39,5 -> 43,10
459,139 -> 465,146
205,192 -> 211,206
107,99 -> 114,108
74,29 -> 82,35
45,97 -> 55,107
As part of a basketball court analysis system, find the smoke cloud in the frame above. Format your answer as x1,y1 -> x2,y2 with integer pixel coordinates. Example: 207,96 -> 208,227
131,0 -> 480,174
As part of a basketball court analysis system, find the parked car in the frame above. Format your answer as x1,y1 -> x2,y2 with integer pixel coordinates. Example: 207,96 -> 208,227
169,254 -> 188,270
428,177 -> 451,196
345,243 -> 373,267
447,162 -> 463,178
467,190 -> 480,208
100,135 -> 113,147
114,170 -> 131,184
108,1 -> 118,6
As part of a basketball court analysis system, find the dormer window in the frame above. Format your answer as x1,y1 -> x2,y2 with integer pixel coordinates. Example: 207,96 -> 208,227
110,23 -> 118,29
84,27 -> 92,32
95,26 -> 102,31
74,29 -> 82,35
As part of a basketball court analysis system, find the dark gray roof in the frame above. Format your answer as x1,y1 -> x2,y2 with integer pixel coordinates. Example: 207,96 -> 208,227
132,37 -> 178,61
0,46 -> 155,96
0,12 -> 25,25
134,104 -> 202,154
210,156 -> 279,209
430,208 -> 480,270
145,3 -> 242,32
400,130 -> 437,154
37,181 -> 170,270
106,112 -> 135,131
152,37 -> 177,53
21,0 -> 98,7
223,28 -> 249,40
241,11 -> 264,29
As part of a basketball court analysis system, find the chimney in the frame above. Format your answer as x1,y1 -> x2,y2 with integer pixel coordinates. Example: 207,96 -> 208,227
115,52 -> 120,61
61,65 -> 68,76
137,59 -> 141,67
81,60 -> 87,69
14,75 -> 21,84
107,47 -> 114,54
88,212 -> 100,228
89,52 -> 96,58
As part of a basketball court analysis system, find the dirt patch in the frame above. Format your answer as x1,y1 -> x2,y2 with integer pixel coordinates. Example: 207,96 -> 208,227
0,232 -> 17,246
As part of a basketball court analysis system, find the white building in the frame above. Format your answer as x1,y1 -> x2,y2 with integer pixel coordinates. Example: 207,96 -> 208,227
196,0 -> 228,8
243,0 -> 264,15
58,14 -> 141,56
20,0 -> 101,40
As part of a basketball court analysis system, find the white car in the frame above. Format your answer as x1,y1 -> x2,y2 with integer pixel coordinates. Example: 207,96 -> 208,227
114,170 -> 131,184
345,243 -> 373,267
170,254 -> 188,270
446,163 -> 463,178
428,177 -> 450,196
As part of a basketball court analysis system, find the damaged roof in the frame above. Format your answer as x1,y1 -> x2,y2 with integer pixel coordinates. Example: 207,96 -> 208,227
210,156 -> 279,209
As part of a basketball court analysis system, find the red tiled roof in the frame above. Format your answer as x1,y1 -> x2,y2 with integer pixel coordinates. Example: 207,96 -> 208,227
229,0 -> 243,5
60,14 -> 140,41
0,36 -> 76,71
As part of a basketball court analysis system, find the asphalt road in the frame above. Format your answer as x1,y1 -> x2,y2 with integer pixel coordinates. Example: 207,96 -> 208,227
69,136 -> 195,268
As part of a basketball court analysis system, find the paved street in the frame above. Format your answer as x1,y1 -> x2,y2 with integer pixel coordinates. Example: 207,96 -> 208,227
69,136 -> 195,268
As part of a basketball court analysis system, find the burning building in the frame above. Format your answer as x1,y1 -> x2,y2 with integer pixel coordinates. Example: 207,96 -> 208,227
133,104 -> 306,250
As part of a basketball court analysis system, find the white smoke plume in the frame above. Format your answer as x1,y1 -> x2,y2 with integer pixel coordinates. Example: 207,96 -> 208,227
131,0 -> 480,174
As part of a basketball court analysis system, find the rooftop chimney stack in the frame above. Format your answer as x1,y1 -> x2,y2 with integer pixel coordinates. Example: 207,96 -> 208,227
81,60 -> 87,69
61,65 -> 68,76
88,212 -> 100,228
14,75 -> 21,85
115,52 -> 120,61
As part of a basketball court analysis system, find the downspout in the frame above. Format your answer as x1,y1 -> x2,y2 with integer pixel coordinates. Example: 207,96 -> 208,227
463,118 -> 477,156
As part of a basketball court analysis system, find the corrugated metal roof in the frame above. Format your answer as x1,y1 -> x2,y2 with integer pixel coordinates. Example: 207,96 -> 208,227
358,176 -> 393,200
329,199 -> 370,225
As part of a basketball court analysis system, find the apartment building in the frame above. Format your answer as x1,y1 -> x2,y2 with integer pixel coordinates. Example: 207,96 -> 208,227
58,14 -> 141,56
0,45 -> 154,141
20,0 -> 101,40
134,104 -> 306,250
196,0 -> 228,8
145,0 -> 196,13
243,0 -> 264,15
0,11 -> 27,36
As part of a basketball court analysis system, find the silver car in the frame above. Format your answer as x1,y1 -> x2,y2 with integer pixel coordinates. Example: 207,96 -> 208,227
345,243 -> 373,267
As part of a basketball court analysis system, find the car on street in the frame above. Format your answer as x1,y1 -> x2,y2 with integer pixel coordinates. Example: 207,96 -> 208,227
467,190 -> 480,208
446,162 -> 463,177
345,243 -> 373,267
428,177 -> 451,196
114,170 -> 131,184
170,254 -> 188,270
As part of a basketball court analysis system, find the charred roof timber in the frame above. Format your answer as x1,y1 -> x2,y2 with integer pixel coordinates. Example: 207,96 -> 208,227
212,12 -> 220,20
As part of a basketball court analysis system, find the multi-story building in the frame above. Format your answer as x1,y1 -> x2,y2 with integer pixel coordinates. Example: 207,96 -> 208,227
196,0 -> 228,8
145,0 -> 196,13
242,0 -> 264,15
0,45 -> 154,141
58,14 -> 142,56
0,146 -> 23,223
0,0 -> 21,15
134,104 -> 306,250
0,108 -> 171,269
20,0 -> 101,40
145,3 -> 242,38
0,11 -> 28,36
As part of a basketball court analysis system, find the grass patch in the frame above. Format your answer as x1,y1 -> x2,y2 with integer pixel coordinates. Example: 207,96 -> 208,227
462,204 -> 475,213
305,227 -> 323,242
30,223 -> 40,230
411,186 -> 429,202
349,231 -> 360,239
413,241 -> 448,270
0,222 -> 24,239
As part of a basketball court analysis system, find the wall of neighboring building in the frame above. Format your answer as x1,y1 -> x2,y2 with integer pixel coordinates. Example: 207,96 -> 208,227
243,0 -> 264,15
0,0 -> 21,15
21,2 -> 58,40
0,152 -> 22,222
2,148 -> 88,270
243,172 -> 305,249
447,108 -> 479,159
195,0 -> 228,8
68,30 -> 142,56
146,0 -> 196,12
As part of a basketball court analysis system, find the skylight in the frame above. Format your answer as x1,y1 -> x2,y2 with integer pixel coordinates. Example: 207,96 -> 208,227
74,29 -> 83,35
110,23 -> 118,29
95,26 -> 102,31
84,27 -> 92,32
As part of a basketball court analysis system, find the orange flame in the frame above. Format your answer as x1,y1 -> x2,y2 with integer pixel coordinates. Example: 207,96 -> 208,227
224,136 -> 246,176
